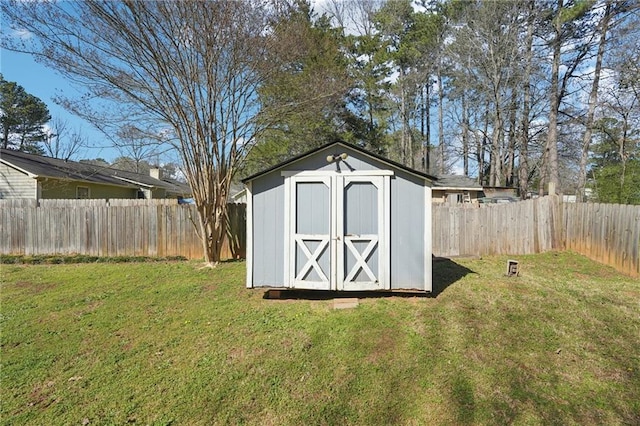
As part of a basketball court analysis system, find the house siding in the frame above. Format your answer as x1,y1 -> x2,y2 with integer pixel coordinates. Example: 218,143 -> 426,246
149,187 -> 168,199
0,163 -> 36,199
432,189 -> 481,204
40,179 -> 138,199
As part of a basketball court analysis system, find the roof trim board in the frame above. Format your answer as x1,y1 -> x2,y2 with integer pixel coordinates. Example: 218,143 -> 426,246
0,158 -> 38,178
433,186 -> 483,191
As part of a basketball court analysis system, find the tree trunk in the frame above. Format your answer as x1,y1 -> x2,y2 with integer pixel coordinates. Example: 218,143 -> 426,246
506,91 -> 518,187
518,0 -> 534,199
619,113 -> 629,203
539,146 -> 548,196
478,101 -> 490,185
425,83 -> 431,173
399,68 -> 407,165
577,1 -> 612,202
462,92 -> 469,176
437,67 -> 445,174
489,110 -> 502,187
421,83 -> 430,172
545,0 -> 563,195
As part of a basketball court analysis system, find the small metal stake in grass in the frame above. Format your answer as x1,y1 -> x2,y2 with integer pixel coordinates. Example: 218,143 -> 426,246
507,260 -> 519,277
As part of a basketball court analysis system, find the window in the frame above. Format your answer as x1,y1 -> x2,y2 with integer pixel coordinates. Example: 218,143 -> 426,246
76,186 -> 90,199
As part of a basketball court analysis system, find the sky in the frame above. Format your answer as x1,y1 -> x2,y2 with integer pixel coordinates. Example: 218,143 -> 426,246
1,47 -> 121,162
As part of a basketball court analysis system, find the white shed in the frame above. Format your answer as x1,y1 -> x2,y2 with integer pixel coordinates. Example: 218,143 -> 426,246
242,141 -> 435,292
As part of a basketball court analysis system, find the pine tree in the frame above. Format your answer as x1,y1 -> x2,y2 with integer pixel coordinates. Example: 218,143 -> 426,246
0,75 -> 50,154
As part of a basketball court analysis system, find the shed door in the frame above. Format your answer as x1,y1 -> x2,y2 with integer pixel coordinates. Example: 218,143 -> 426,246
286,173 -> 390,291
337,175 -> 388,291
289,176 -> 332,290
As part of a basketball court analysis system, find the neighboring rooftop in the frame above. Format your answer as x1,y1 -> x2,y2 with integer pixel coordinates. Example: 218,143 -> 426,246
433,174 -> 483,190
1,148 -> 190,196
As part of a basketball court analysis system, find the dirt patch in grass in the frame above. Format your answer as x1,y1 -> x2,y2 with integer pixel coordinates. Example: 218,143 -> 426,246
27,381 -> 57,409
13,280 -> 57,294
365,330 -> 398,364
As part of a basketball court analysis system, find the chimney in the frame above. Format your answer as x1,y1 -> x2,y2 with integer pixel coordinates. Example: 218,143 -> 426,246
150,167 -> 163,180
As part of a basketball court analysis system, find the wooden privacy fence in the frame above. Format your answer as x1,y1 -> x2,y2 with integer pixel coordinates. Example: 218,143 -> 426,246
1,197 -> 638,276
433,196 -> 640,277
0,199 -> 246,260
563,202 -> 640,278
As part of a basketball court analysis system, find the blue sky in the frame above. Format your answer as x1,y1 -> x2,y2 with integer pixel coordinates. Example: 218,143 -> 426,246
1,47 -> 121,162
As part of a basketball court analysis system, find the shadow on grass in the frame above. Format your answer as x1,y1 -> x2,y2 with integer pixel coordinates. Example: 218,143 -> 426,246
432,256 -> 476,297
262,257 -> 474,300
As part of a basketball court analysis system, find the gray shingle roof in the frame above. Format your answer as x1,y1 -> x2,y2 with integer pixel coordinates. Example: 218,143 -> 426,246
433,174 -> 483,190
1,148 -> 190,195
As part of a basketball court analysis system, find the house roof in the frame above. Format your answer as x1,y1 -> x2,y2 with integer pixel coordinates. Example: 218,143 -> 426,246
242,141 -> 438,183
0,148 -> 191,196
433,174 -> 483,191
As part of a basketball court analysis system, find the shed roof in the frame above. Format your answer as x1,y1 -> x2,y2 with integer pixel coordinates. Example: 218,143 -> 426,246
242,141 -> 438,183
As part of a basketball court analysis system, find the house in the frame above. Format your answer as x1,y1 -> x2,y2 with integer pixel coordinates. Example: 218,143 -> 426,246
432,174 -> 484,204
229,181 -> 247,203
0,148 -> 191,200
482,186 -> 519,199
242,141 -> 436,293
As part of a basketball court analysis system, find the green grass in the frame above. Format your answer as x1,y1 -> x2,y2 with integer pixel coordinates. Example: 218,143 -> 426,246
1,252 -> 639,425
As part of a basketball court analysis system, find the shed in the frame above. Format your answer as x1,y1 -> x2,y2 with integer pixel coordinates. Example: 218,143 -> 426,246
242,141 -> 435,292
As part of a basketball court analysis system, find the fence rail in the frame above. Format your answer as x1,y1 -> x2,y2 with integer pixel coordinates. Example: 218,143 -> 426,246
1,197 -> 638,276
0,200 -> 246,260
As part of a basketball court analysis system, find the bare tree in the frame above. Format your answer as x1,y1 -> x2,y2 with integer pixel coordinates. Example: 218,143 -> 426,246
326,0 -> 383,37
41,117 -> 84,160
3,1 -> 274,265
518,0 -> 536,199
576,1 -> 614,201
446,1 -> 526,186
542,0 -> 596,194
113,124 -> 164,174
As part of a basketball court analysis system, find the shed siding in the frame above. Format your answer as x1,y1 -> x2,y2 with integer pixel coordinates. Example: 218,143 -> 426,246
293,146 -> 390,174
251,171 -> 285,287
0,163 -> 36,199
390,170 -> 425,289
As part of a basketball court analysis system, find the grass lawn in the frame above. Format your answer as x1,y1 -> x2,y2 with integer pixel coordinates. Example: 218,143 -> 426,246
1,252 -> 639,425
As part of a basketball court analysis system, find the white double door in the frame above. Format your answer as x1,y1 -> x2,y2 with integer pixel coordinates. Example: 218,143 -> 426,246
284,172 -> 391,291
